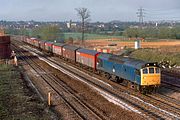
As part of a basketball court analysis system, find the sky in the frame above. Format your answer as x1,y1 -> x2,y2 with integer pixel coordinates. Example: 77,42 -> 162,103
0,0 -> 180,22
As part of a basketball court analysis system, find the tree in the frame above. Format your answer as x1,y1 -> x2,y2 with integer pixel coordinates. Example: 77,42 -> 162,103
158,27 -> 171,39
123,28 -> 139,38
75,7 -> 90,46
32,25 -> 64,42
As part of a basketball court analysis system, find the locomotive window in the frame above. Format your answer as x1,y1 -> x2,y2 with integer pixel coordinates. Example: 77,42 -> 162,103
97,59 -> 102,67
155,68 -> 160,73
149,68 -> 154,74
135,69 -> 140,75
143,68 -> 148,74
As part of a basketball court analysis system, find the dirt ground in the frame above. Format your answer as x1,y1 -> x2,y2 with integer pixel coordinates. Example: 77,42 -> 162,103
85,39 -> 180,49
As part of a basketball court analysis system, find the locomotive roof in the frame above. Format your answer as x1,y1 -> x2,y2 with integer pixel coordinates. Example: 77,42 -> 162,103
98,53 -> 151,69
77,48 -> 99,56
64,45 -> 80,51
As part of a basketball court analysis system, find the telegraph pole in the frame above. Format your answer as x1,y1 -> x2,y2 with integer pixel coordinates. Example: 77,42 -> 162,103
137,7 -> 145,27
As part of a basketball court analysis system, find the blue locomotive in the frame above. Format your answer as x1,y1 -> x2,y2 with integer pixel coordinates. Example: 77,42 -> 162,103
97,53 -> 161,93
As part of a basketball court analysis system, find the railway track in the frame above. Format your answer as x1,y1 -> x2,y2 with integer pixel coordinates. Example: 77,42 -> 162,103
162,75 -> 180,88
162,70 -> 180,79
16,43 -> 180,120
12,44 -> 107,120
40,46 -> 180,119
162,70 -> 180,88
150,93 -> 180,109
12,38 -> 180,119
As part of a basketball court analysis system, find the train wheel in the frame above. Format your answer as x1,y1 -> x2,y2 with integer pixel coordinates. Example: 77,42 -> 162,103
140,87 -> 147,95
135,85 -> 140,92
149,87 -> 154,94
115,77 -> 120,83
105,73 -> 111,80
117,78 -> 123,83
128,82 -> 136,90
96,70 -> 100,75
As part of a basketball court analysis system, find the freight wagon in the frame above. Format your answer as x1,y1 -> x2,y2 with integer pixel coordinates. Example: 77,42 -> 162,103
62,45 -> 79,61
76,48 -> 100,70
44,42 -> 54,52
52,43 -> 66,56
39,40 -> 47,50
33,38 -> 40,48
26,38 -> 32,45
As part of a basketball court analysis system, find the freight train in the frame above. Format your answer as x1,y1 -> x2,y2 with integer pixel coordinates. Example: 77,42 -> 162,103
23,37 -> 161,94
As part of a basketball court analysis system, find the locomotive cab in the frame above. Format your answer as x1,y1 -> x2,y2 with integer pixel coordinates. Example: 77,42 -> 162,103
141,64 -> 161,86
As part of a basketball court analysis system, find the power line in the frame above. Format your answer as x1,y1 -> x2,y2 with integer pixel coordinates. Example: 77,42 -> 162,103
138,7 -> 180,22
145,8 -> 180,12
136,7 -> 145,25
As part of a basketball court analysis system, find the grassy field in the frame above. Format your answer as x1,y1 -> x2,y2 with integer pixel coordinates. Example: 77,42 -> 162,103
0,64 -> 55,119
62,33 -> 180,42
129,48 -> 180,66
63,32 -> 123,40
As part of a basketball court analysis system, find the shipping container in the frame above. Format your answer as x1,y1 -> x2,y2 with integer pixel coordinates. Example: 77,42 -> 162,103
52,43 -> 66,56
32,38 -> 40,48
26,38 -> 33,45
29,38 -> 35,46
44,42 -> 54,52
62,45 -> 79,61
76,48 -> 100,69
0,36 -> 11,59
39,40 -> 47,50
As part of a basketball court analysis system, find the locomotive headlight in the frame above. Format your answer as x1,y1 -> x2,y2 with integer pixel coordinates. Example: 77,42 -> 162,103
143,77 -> 146,79
154,63 -> 156,66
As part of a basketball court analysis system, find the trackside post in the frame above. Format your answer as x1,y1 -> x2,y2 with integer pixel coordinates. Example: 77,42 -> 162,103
48,92 -> 51,106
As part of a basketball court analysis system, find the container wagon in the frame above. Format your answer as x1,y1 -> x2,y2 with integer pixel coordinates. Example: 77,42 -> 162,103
33,38 -> 40,48
62,45 -> 79,61
44,42 -> 54,53
52,43 -> 66,56
76,48 -> 100,70
39,40 -> 47,50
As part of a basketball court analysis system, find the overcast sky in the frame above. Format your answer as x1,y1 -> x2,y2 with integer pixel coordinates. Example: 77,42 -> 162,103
0,0 -> 180,22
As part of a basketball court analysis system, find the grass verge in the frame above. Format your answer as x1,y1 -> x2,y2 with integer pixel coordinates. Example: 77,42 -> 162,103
0,64 -> 55,119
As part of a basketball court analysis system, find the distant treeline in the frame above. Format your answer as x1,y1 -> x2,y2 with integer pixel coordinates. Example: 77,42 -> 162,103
5,25 -> 180,40
5,25 -> 65,42
123,26 -> 180,39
